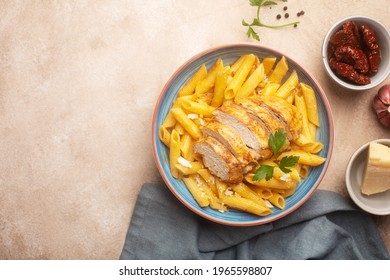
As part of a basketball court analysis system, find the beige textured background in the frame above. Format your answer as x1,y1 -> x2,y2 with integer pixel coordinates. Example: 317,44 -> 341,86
0,0 -> 389,259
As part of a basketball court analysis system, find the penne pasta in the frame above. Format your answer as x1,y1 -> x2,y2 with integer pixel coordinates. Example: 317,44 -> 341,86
262,57 -> 277,75
182,176 -> 209,207
181,99 -> 215,117
170,107 -> 202,140
268,56 -> 288,84
225,54 -> 256,100
249,185 -> 273,199
294,134 -> 323,154
222,196 -> 272,217
235,63 -> 265,102
301,82 -> 320,127
180,133 -> 193,158
175,161 -> 203,175
197,168 -> 218,194
169,129 -> 181,178
195,58 -> 224,95
161,111 -> 177,128
231,182 -> 268,208
278,150 -> 326,166
178,64 -> 207,96
268,192 -> 285,209
294,89 -> 312,139
211,66 -> 229,108
159,126 -> 171,147
261,82 -> 280,96
244,174 -> 295,190
275,70 -> 299,99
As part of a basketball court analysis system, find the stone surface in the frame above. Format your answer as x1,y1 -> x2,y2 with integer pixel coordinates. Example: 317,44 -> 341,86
0,0 -> 389,259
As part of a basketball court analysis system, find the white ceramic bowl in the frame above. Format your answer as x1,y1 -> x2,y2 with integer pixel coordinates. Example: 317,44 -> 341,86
345,139 -> 390,215
322,16 -> 390,91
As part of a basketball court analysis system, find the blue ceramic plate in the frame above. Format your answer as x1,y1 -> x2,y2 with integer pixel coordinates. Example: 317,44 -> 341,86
152,44 -> 334,226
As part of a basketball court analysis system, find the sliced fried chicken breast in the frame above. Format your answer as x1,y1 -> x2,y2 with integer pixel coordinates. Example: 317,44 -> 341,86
193,136 -> 243,184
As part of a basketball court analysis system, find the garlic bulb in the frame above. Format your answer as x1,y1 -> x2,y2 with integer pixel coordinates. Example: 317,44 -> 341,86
373,85 -> 390,128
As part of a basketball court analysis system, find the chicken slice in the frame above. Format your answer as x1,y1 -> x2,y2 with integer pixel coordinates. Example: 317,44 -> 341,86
214,106 -> 273,159
201,120 -> 257,171
249,95 -> 302,140
193,136 -> 243,184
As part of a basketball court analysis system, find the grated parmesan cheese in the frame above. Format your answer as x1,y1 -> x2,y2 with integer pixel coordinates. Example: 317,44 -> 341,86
264,200 -> 274,208
198,118 -> 205,126
177,156 -> 192,168
187,113 -> 199,119
279,173 -> 291,182
224,189 -> 233,196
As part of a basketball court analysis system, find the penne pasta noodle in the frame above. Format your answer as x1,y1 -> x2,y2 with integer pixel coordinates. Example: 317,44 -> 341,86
245,174 -> 295,190
222,196 -> 272,217
268,56 -> 288,84
261,82 -> 280,96
275,70 -> 299,99
171,107 -> 202,140
159,126 -> 171,147
262,57 -> 277,75
278,150 -> 326,166
161,111 -> 177,128
225,54 -> 256,100
309,122 -> 317,141
229,55 -> 246,74
268,192 -> 286,209
294,134 -> 323,154
294,89 -> 312,139
195,58 -> 224,95
194,175 -> 227,211
301,82 -> 320,127
197,168 -> 218,194
215,179 -> 229,198
175,161 -> 203,175
174,122 -> 185,135
234,63 -> 265,102
249,185 -> 273,199
180,133 -> 193,158
178,64 -> 207,96
182,176 -> 210,207
169,129 -> 181,178
299,165 -> 309,179
211,66 -> 229,108
181,99 -> 215,117
231,182 -> 268,208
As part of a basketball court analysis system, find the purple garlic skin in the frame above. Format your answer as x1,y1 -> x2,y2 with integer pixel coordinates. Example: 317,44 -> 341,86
373,84 -> 390,128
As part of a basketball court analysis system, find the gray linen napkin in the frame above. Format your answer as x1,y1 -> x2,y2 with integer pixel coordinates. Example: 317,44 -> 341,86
120,183 -> 390,260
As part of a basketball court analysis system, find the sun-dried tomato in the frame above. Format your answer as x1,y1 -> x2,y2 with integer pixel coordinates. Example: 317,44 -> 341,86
334,45 -> 369,73
342,21 -> 362,46
329,58 -> 371,85
328,21 -> 381,85
367,48 -> 381,73
361,25 -> 379,50
329,29 -> 360,48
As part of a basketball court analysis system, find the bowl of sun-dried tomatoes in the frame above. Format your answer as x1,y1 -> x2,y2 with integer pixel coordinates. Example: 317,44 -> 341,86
322,16 -> 390,90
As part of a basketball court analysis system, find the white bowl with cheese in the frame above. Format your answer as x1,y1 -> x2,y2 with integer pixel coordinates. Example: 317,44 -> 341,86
345,139 -> 390,215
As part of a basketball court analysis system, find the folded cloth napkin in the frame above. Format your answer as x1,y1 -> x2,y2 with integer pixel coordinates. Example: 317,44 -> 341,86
120,183 -> 390,260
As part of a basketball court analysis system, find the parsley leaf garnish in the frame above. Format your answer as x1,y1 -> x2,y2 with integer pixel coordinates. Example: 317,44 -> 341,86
279,155 -> 300,173
243,0 -> 300,41
253,129 -> 300,181
269,128 -> 286,157
253,165 -> 276,181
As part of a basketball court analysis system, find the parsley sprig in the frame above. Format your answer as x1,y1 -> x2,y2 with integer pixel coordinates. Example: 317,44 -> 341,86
253,129 -> 299,181
242,0 -> 300,41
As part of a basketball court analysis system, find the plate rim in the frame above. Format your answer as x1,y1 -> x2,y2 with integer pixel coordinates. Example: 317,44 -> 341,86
152,43 -> 335,226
